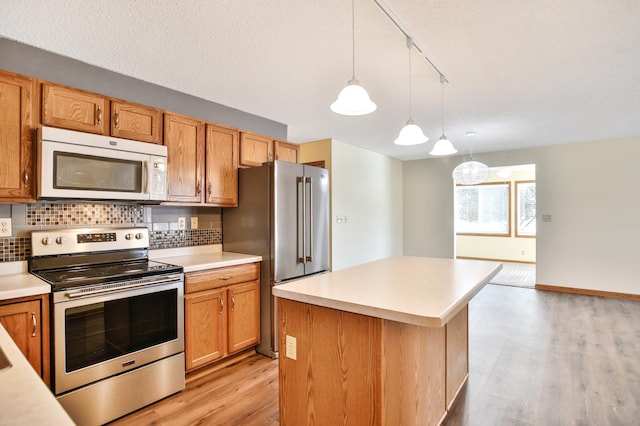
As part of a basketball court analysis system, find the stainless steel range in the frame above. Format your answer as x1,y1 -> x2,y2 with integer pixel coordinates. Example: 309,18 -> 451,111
30,227 -> 185,426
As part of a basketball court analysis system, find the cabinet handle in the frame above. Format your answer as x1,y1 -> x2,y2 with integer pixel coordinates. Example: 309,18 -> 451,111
23,169 -> 29,187
268,152 -> 273,161
114,110 -> 120,128
219,298 -> 224,315
31,312 -> 37,337
96,105 -> 102,125
196,181 -> 202,195
208,182 -> 212,196
231,295 -> 235,311
219,276 -> 232,281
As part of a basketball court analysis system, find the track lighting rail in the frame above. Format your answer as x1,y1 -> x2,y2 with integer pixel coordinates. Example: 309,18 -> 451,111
372,0 -> 449,83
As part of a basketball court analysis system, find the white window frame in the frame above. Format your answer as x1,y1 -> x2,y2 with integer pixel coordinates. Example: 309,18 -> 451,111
455,182 -> 511,236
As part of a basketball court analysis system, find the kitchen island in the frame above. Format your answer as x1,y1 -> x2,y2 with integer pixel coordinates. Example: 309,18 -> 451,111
273,256 -> 501,426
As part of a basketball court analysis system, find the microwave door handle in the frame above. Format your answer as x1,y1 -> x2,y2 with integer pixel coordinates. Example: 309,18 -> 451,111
142,161 -> 149,194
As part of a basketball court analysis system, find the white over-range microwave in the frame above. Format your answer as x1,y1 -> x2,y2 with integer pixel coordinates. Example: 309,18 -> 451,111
38,126 -> 167,202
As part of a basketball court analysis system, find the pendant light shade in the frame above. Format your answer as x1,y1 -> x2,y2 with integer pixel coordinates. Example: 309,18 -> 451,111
331,0 -> 376,116
394,119 -> 429,145
430,76 -> 457,156
331,78 -> 377,115
430,135 -> 457,155
394,37 -> 428,146
452,160 -> 490,185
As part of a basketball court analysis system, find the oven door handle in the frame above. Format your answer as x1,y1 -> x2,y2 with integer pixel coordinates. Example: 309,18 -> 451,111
64,276 -> 182,299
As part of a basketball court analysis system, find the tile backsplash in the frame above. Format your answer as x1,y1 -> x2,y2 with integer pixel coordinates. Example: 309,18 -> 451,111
0,203 -> 223,262
26,203 -> 144,226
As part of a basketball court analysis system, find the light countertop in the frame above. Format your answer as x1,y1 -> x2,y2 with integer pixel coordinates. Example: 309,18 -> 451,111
150,245 -> 261,272
0,262 -> 50,301
273,256 -> 502,327
0,324 -> 74,425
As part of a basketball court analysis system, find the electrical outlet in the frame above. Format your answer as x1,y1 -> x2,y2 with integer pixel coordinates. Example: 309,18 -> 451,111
0,218 -> 11,237
178,217 -> 186,230
285,335 -> 297,360
190,217 -> 198,229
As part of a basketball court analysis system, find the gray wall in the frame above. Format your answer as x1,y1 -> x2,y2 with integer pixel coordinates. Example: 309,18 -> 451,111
0,38 -> 287,139
403,137 -> 640,295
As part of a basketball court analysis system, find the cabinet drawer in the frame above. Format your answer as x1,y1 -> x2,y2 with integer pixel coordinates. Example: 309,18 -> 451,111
186,263 -> 259,293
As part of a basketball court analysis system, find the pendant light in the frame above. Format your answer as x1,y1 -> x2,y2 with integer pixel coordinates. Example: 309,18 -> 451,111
452,160 -> 490,185
430,75 -> 457,155
394,37 -> 428,146
330,0 -> 377,116
452,133 -> 489,185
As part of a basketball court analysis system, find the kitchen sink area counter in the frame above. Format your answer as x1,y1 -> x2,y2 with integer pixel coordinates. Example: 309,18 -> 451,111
274,256 -> 502,426
150,244 -> 262,272
0,324 -> 74,425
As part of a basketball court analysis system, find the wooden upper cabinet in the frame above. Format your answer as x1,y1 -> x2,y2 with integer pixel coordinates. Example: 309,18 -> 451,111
274,140 -> 299,163
0,70 -> 35,201
111,101 -> 162,144
164,113 -> 205,203
239,132 -> 273,167
205,124 -> 239,207
42,83 -> 108,134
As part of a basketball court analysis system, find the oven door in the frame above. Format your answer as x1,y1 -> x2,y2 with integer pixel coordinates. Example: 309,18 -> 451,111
53,278 -> 184,395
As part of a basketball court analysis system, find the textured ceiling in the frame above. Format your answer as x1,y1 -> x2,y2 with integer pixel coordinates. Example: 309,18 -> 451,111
2,0 -> 639,160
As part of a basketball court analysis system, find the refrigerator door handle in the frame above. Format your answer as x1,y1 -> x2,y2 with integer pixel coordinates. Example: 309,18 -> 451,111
305,176 -> 313,262
297,176 -> 305,263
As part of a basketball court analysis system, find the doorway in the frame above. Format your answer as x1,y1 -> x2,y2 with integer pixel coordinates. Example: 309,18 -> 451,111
454,164 -> 536,288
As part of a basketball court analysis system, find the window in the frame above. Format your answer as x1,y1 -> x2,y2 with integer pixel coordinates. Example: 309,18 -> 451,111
516,181 -> 536,237
455,183 -> 510,235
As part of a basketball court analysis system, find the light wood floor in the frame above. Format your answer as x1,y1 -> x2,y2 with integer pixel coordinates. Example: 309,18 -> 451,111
112,284 -> 640,425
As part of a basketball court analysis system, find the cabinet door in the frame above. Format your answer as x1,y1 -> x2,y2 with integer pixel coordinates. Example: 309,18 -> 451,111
0,300 -> 42,375
184,289 -> 226,371
227,280 -> 260,354
205,124 -> 239,206
239,132 -> 273,167
111,101 -> 162,144
275,140 -> 299,163
164,113 -> 205,202
42,83 -> 108,134
0,71 -> 34,200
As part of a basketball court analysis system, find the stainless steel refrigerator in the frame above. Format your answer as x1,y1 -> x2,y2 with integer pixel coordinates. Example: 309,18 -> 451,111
223,161 -> 330,358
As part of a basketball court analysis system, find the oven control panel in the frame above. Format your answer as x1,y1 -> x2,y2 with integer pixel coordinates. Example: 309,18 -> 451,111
31,227 -> 150,256
77,232 -> 117,243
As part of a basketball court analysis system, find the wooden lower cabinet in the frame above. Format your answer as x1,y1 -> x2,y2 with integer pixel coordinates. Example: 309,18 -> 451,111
0,294 -> 50,386
184,263 -> 260,372
278,299 -> 469,426
184,288 -> 226,369
446,304 -> 469,408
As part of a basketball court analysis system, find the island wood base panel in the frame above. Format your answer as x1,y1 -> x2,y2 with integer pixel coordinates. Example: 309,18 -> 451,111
278,299 -> 468,426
